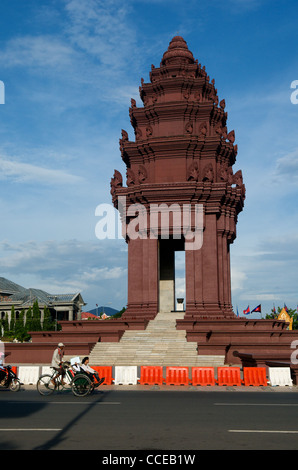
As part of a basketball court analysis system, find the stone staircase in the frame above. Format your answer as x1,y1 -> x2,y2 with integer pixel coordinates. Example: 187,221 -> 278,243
88,311 -> 225,367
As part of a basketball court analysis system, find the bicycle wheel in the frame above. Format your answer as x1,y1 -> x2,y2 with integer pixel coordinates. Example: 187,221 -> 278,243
37,374 -> 56,396
71,374 -> 92,397
9,378 -> 21,392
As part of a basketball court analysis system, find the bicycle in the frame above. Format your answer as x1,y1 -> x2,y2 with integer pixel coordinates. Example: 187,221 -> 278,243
37,362 -> 93,397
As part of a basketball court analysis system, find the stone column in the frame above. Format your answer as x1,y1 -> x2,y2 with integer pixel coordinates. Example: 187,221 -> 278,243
125,237 -> 159,319
159,239 -> 175,312
68,306 -> 73,321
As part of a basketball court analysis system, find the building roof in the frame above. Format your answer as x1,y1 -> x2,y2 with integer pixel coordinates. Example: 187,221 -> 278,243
0,277 -> 85,308
0,277 -> 27,295
81,312 -> 99,320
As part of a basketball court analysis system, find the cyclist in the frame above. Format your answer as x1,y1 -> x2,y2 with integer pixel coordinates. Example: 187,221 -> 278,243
51,343 -> 67,386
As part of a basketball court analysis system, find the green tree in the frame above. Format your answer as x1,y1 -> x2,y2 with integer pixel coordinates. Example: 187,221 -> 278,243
15,309 -> 30,342
25,306 -> 32,332
9,305 -> 15,336
43,306 -> 55,331
3,313 -> 9,337
112,307 -> 126,319
31,300 -> 42,331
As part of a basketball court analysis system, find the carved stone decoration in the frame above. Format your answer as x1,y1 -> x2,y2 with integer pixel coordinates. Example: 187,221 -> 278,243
202,163 -> 214,182
183,90 -> 190,100
219,99 -> 226,109
121,129 -> 128,141
227,165 -> 234,184
194,91 -> 203,102
187,161 -> 199,181
135,128 -> 142,140
198,121 -> 208,139
214,123 -> 224,138
218,163 -> 228,182
227,130 -> 235,143
219,162 -> 234,184
233,169 -> 243,187
126,168 -> 136,186
138,165 -> 147,184
209,88 -> 218,105
222,126 -> 228,140
110,169 -> 123,197
185,122 -> 193,134
146,126 -> 153,138
119,129 -> 128,150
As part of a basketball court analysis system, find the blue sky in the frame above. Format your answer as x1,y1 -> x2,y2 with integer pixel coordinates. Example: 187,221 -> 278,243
0,0 -> 297,317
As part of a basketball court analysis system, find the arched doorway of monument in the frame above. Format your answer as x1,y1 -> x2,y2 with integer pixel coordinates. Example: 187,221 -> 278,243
159,237 -> 185,314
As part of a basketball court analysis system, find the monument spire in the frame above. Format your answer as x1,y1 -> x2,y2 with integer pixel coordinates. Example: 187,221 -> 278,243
111,37 -> 245,321
161,35 -> 195,65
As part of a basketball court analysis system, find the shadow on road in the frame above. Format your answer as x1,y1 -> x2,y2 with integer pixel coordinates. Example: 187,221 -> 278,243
33,390 -> 110,450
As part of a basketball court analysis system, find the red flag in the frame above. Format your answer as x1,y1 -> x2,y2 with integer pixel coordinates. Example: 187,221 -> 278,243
251,304 -> 261,313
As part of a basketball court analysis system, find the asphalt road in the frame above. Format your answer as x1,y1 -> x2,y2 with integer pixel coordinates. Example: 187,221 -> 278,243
1,386 -> 298,453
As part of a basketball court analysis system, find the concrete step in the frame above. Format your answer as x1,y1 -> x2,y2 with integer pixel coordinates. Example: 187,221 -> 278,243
87,311 -> 225,367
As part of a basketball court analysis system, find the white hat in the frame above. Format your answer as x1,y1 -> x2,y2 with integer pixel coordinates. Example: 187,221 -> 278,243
58,342 -> 65,347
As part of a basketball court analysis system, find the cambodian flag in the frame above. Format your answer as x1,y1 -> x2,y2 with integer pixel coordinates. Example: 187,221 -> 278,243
243,306 -> 250,315
284,304 -> 289,312
251,304 -> 261,313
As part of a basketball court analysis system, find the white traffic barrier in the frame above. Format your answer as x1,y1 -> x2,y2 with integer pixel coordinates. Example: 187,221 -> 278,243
18,366 -> 40,385
268,367 -> 293,386
114,366 -> 138,385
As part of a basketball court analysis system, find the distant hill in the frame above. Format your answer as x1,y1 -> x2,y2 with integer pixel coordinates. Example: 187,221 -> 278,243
87,306 -> 119,317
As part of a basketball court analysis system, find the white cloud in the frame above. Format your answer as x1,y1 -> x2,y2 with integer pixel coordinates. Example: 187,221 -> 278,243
231,267 -> 247,293
273,149 -> 298,183
0,239 -> 127,276
0,238 -> 128,308
0,155 -> 83,185
64,0 -> 136,68
0,35 -> 76,70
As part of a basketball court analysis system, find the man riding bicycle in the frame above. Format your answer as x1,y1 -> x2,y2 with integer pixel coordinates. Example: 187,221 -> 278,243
51,343 -> 67,386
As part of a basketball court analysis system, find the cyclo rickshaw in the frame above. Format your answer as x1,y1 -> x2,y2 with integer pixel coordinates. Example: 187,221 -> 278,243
36,360 -> 94,397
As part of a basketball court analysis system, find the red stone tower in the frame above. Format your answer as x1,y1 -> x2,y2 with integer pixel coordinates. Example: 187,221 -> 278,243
111,36 -> 245,321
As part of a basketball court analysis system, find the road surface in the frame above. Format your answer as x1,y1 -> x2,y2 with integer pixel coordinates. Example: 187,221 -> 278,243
0,386 -> 298,452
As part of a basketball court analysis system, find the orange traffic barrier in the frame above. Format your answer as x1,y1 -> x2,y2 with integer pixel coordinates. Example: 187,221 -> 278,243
191,367 -> 216,386
165,367 -> 190,386
243,367 -> 267,386
217,367 -> 243,386
140,366 -> 164,385
92,366 -> 113,385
